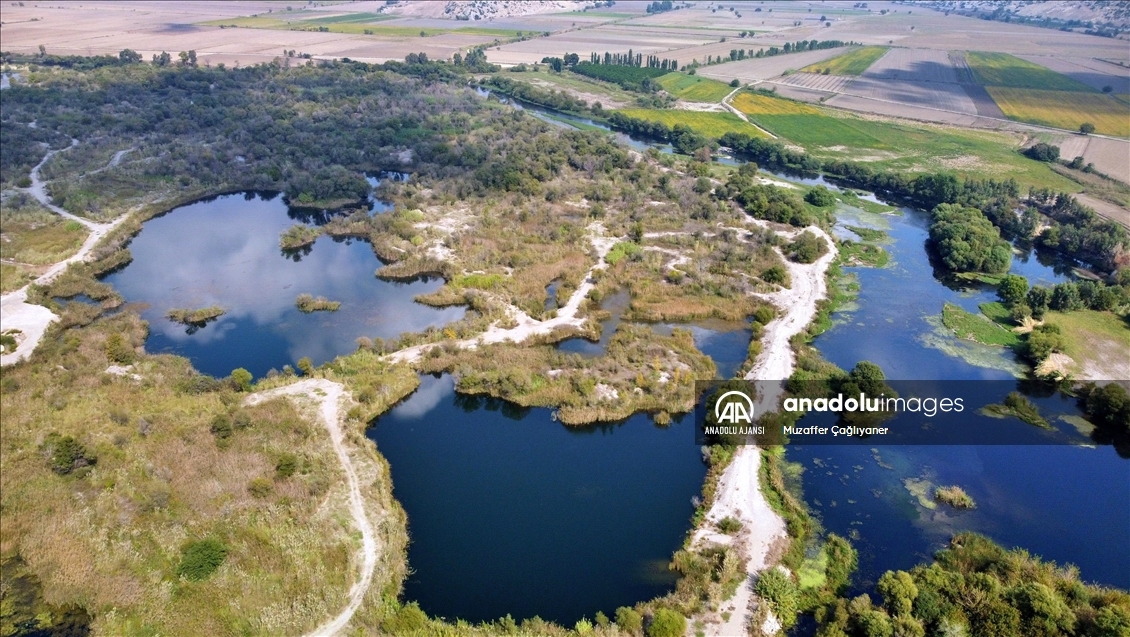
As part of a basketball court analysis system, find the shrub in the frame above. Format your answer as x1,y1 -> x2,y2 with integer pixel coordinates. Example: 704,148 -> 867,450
645,609 -> 685,637
730,79 -> 740,87
276,453 -> 298,478
787,231 -> 828,264
248,477 -> 273,498
382,602 -> 429,632
297,356 -> 314,376
176,538 -> 228,581
1023,143 -> 1059,162
756,569 -> 800,628
616,607 -> 643,634
804,185 -> 837,207
716,516 -> 743,534
42,433 -> 96,475
105,332 -> 134,364
761,264 -> 787,285
230,368 -> 252,392
1026,323 -> 1065,362
210,414 -> 233,440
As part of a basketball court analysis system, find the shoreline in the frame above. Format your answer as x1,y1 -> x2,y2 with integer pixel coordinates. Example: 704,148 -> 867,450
692,225 -> 838,636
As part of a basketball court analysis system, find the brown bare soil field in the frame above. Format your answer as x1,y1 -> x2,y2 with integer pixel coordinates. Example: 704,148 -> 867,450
487,24 -> 714,66
843,76 -> 978,114
0,1 -> 501,66
1055,135 -> 1130,185
1018,55 -> 1130,94
1074,194 -> 1130,230
696,47 -> 853,83
862,47 -> 960,83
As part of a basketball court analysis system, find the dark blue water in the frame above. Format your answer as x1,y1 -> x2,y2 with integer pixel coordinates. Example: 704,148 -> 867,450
795,204 -> 1130,592
103,192 -> 463,378
368,374 -> 706,624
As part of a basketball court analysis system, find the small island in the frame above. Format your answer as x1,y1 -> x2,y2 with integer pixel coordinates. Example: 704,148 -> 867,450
934,485 -> 976,509
981,391 -> 1051,429
295,294 -> 341,313
166,305 -> 226,326
279,224 -> 323,251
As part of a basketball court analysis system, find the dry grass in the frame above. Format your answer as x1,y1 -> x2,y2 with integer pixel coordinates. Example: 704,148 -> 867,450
1,196 -> 88,266
986,87 -> 1130,137
0,311 -> 408,635
799,46 -> 888,76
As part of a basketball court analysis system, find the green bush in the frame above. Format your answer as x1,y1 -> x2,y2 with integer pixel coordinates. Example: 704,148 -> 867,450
230,368 -> 252,392
756,569 -> 799,628
176,538 -> 228,581
761,265 -> 788,285
42,433 -> 96,475
804,186 -> 837,207
645,609 -> 685,637
716,516 -> 743,534
382,602 -> 428,632
248,477 -> 273,498
616,607 -> 643,634
787,231 -> 828,264
210,414 -> 233,440
104,332 -> 134,364
276,453 -> 298,479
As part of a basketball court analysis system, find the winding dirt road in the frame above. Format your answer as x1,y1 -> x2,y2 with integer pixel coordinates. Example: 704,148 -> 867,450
1,141 -> 128,366
245,379 -> 378,637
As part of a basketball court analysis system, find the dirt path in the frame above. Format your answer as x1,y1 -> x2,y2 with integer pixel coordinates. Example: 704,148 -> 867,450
245,379 -> 377,637
693,224 -> 837,636
385,222 -> 618,364
721,86 -> 778,140
1,142 -> 129,366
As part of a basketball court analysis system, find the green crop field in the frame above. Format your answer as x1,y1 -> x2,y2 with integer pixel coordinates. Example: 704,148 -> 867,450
965,52 -> 1094,92
656,73 -> 734,102
986,88 -> 1130,137
301,12 -> 395,25
729,91 -> 1080,191
616,109 -> 768,138
800,46 -> 888,76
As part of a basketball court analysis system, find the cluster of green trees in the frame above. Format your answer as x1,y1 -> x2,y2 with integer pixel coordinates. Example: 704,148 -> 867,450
815,532 -> 1130,637
928,203 -> 1013,274
605,112 -> 715,154
451,47 -> 498,73
482,75 -> 592,115
586,51 -> 680,71
716,130 -> 1125,274
571,62 -> 668,92
718,163 -> 825,226
999,273 -> 1129,322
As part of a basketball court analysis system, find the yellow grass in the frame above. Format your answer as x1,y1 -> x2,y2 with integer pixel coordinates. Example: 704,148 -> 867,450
730,91 -> 821,116
987,88 -> 1130,137
800,46 -> 888,76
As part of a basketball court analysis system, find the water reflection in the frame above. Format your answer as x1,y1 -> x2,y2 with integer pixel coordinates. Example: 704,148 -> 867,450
103,192 -> 463,377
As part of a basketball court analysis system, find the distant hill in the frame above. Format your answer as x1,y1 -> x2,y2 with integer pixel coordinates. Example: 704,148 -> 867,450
913,0 -> 1130,38
380,0 -> 595,21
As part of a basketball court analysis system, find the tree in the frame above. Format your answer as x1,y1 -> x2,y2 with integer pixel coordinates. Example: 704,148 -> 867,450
804,185 -> 837,207
1050,282 -> 1082,311
1026,286 -> 1050,319
730,78 -> 740,87
1023,143 -> 1059,162
297,357 -> 314,376
878,570 -> 919,616
928,203 -> 1012,274
1026,323 -> 1065,361
152,50 -> 171,66
118,49 -> 142,63
997,274 -> 1028,305
231,368 -> 253,392
616,607 -> 643,634
1079,122 -> 1095,135
646,609 -> 686,637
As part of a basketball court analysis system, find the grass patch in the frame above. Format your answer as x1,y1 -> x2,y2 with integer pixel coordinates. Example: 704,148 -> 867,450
800,46 -> 888,76
519,69 -> 638,104
941,303 -> 1019,347
729,91 -> 1081,191
452,272 -> 505,290
843,225 -> 886,241
1,262 -> 35,293
295,294 -> 341,313
1,196 -> 88,265
1042,309 -> 1130,378
615,108 -> 767,138
985,87 -> 1129,137
656,72 -> 734,102
934,485 -> 976,509
797,546 -> 829,590
604,241 -> 642,266
966,51 -> 1095,92
280,224 -> 323,250
978,301 -> 1013,326
838,241 -> 888,267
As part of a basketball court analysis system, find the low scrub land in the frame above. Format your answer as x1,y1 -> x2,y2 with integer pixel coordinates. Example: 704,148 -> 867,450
966,52 -> 1095,92
295,294 -> 341,313
800,46 -> 888,76
615,108 -> 764,138
941,303 -> 1019,347
986,88 -> 1130,137
166,306 -> 226,326
655,72 -> 734,102
0,196 -> 88,266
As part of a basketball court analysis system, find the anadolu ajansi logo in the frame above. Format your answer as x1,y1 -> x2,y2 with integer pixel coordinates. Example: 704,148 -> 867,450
714,390 -> 755,425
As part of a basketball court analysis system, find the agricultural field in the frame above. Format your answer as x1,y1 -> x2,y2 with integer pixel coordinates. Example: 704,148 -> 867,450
655,72 -> 734,102
696,47 -> 856,84
987,88 -> 1130,137
775,72 -> 854,93
200,15 -> 523,38
964,51 -> 1095,92
615,108 -> 767,139
729,91 -> 1081,190
1018,55 -> 1130,94
800,46 -> 888,76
